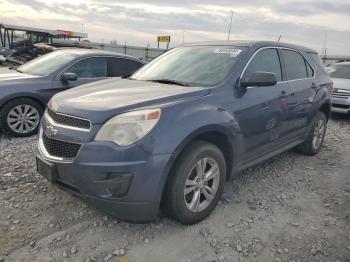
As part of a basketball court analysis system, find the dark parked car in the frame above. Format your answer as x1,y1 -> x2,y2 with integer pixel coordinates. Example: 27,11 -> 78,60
36,41 -> 332,224
0,49 -> 145,137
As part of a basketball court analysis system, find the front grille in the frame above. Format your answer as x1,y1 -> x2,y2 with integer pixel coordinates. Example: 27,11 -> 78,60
47,108 -> 91,129
42,132 -> 81,159
332,90 -> 350,99
332,104 -> 350,109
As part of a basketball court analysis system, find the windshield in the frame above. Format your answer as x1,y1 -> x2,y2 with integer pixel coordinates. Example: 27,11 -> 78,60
131,46 -> 245,86
329,64 -> 350,79
17,51 -> 77,76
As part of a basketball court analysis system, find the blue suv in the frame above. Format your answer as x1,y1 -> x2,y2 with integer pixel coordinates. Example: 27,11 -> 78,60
36,41 -> 332,224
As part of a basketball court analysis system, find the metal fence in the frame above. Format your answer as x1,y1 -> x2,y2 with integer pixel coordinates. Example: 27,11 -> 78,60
81,41 -> 166,62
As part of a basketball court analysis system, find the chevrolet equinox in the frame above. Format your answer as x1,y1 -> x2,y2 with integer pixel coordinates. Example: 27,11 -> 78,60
36,41 -> 332,224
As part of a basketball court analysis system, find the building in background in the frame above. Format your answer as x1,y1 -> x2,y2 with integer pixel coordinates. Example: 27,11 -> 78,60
0,23 -> 87,48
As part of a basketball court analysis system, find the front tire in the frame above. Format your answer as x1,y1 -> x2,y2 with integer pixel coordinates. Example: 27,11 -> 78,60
0,98 -> 43,137
164,141 -> 226,224
297,111 -> 327,155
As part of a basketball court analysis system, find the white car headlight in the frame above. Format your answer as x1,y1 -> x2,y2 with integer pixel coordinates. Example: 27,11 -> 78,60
95,108 -> 161,146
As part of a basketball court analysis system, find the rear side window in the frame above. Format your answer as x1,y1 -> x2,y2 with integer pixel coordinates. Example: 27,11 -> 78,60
67,57 -> 107,78
244,48 -> 282,82
281,50 -> 308,80
308,52 -> 327,73
108,58 -> 144,77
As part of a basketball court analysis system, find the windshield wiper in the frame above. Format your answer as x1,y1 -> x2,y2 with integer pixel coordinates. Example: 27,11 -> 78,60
9,66 -> 22,73
122,73 -> 134,79
148,79 -> 189,86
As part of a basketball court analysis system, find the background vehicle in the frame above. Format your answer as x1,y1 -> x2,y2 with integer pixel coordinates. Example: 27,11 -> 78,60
36,41 -> 331,224
0,49 -> 145,137
328,62 -> 350,113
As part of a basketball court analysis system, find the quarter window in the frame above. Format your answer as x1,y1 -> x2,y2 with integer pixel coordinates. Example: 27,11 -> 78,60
243,48 -> 282,82
306,61 -> 314,77
281,50 -> 308,80
67,57 -> 107,78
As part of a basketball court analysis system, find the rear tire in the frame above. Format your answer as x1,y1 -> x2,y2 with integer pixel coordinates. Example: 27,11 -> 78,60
163,141 -> 226,224
0,98 -> 43,137
297,111 -> 327,155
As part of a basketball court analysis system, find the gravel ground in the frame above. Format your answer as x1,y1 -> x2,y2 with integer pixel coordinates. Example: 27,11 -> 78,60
0,113 -> 349,262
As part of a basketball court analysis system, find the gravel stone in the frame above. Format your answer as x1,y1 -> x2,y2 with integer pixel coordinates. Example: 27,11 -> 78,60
226,222 -> 234,228
70,246 -> 77,254
104,254 -> 113,261
236,244 -> 243,252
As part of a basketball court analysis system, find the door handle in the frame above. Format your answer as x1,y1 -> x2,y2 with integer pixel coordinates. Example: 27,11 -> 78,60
311,83 -> 317,89
280,91 -> 288,98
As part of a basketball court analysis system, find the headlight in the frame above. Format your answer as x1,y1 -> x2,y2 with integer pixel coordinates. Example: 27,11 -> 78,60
95,108 -> 161,146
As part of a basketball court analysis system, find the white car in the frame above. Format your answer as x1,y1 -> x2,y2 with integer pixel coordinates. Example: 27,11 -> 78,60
328,62 -> 350,113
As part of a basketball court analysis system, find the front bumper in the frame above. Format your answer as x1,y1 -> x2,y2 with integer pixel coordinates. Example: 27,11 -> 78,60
331,97 -> 350,113
331,89 -> 350,110
37,133 -> 172,222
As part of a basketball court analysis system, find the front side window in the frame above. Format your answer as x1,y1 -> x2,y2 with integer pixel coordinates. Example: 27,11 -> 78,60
18,51 -> 77,76
67,57 -> 107,78
329,64 -> 350,79
131,46 -> 246,86
243,48 -> 282,82
281,50 -> 308,80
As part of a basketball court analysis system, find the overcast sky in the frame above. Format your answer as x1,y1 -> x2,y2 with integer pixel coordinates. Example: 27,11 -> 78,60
1,0 -> 350,54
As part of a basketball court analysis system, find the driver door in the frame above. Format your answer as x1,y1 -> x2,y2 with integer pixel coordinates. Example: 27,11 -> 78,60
236,48 -> 291,161
52,57 -> 108,92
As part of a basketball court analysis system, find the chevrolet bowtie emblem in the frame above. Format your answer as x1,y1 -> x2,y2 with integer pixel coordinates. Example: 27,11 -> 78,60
46,123 -> 58,137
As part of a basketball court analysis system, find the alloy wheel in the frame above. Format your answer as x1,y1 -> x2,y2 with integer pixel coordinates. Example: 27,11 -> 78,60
312,118 -> 325,150
6,104 -> 40,134
184,157 -> 221,213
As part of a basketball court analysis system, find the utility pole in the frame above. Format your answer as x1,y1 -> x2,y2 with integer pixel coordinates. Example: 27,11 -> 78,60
322,32 -> 328,58
277,34 -> 282,42
81,24 -> 84,33
182,30 -> 185,43
227,11 -> 234,40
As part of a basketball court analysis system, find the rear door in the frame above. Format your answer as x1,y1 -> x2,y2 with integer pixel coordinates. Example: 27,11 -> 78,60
280,49 -> 316,138
237,48 -> 290,160
52,57 -> 108,92
107,57 -> 144,77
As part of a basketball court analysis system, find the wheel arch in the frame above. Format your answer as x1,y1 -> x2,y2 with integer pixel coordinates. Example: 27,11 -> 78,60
318,102 -> 331,122
159,125 -> 236,205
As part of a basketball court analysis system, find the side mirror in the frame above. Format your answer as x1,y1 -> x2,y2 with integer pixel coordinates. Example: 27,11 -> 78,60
61,72 -> 77,82
241,71 -> 277,88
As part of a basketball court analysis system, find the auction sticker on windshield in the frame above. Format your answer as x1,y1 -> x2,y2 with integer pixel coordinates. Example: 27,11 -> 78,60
214,48 -> 242,57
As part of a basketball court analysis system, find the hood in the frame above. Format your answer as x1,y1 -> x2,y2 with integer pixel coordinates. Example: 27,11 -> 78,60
50,78 -> 209,124
332,78 -> 350,91
0,67 -> 41,81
